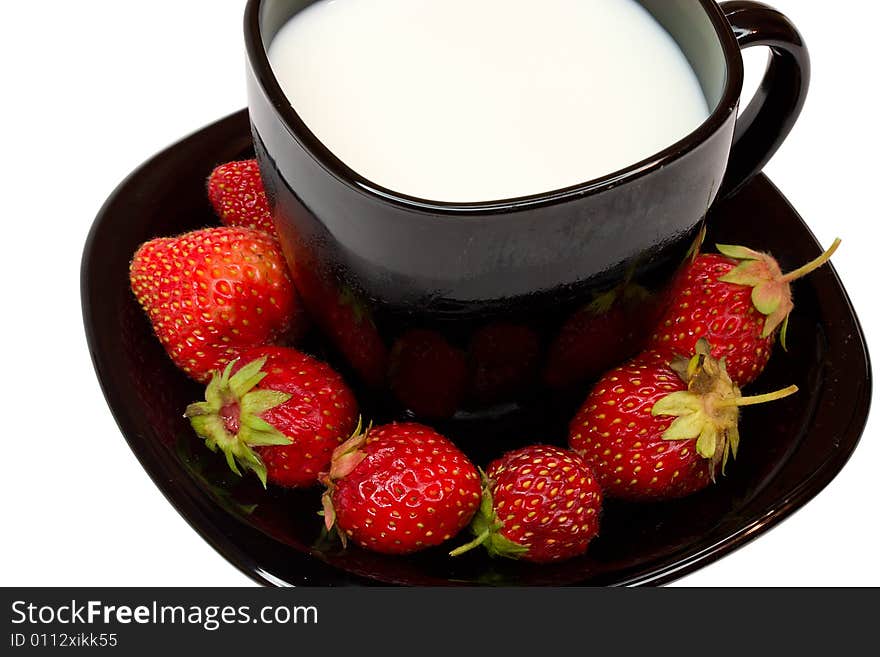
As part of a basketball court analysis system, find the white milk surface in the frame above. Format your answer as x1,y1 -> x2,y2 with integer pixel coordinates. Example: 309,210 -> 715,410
268,0 -> 711,202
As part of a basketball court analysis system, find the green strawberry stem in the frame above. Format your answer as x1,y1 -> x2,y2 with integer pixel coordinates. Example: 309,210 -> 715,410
780,238 -> 841,284
448,527 -> 497,557
184,357 -> 292,488
716,385 -> 799,408
448,471 -> 528,560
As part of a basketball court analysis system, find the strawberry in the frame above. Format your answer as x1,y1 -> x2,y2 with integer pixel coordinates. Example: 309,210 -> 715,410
130,227 -> 305,382
467,323 -> 541,405
647,239 -> 840,387
324,286 -> 389,389
568,341 -> 798,501
450,446 -> 602,563
185,346 -> 358,488
543,283 -> 665,390
320,423 -> 481,555
389,330 -> 468,418
285,254 -> 389,388
207,159 -> 275,235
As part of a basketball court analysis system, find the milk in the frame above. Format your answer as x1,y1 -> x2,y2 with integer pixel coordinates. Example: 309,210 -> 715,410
268,0 -> 710,203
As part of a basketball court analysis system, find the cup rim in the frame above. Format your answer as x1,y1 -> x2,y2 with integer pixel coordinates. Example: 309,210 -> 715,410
244,0 -> 745,214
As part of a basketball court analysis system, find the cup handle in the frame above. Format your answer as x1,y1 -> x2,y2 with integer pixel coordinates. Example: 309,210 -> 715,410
719,1 -> 810,198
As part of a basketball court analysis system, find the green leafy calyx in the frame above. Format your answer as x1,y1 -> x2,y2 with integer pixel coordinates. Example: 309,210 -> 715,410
652,340 -> 798,478
184,357 -> 292,488
716,239 -> 841,346
318,418 -> 370,545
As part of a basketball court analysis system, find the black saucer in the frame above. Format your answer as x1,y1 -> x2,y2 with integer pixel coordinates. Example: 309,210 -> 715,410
82,110 -> 871,586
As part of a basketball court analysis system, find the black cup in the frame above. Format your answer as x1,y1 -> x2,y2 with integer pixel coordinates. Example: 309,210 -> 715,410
244,0 -> 809,419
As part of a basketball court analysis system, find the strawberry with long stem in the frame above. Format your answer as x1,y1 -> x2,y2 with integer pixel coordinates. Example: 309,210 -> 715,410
648,239 -> 840,387
569,341 -> 798,501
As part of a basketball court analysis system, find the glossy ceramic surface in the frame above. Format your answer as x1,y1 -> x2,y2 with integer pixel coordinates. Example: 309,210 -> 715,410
82,110 -> 870,586
244,0 -> 811,417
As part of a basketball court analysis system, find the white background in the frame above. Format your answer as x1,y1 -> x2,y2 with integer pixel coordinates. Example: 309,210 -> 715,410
1,0 -> 876,587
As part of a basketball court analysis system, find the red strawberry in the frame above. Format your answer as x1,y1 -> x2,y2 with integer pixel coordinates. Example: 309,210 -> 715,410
325,286 -> 389,389
389,330 -> 468,419
467,323 -> 541,405
450,445 -> 602,563
207,159 -> 275,235
544,283 -> 664,390
185,346 -> 358,488
320,423 -> 481,555
568,342 -> 797,501
130,227 -> 305,382
647,239 -> 840,387
285,254 -> 389,389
